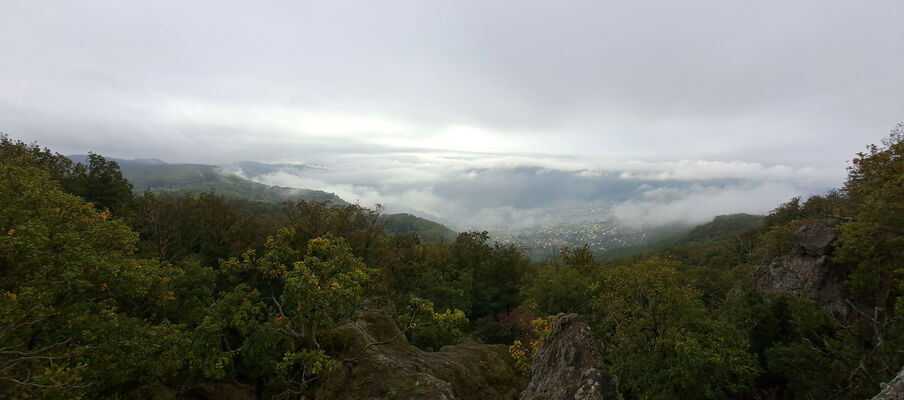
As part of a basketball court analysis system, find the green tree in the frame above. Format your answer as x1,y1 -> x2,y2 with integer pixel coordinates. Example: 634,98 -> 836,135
828,123 -> 904,395
0,161 -> 184,398
0,134 -> 75,181
0,135 -> 133,214
450,231 -> 528,320
192,230 -> 373,397
590,258 -> 758,399
722,291 -> 844,399
281,200 -> 384,263
559,244 -> 595,270
63,153 -> 134,214
836,123 -> 904,309
520,265 -> 591,315
129,190 -> 269,265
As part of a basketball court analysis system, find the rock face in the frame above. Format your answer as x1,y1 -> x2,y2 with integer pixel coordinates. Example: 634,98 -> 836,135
523,314 -> 620,400
753,219 -> 847,313
872,368 -> 904,400
314,311 -> 525,400
792,219 -> 838,257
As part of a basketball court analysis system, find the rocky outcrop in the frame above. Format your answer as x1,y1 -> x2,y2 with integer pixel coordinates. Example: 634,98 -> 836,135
315,311 -> 525,400
752,219 -> 847,313
523,314 -> 620,400
872,368 -> 904,400
793,219 -> 838,257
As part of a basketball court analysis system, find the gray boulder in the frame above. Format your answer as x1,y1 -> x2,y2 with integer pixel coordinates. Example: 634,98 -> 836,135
872,368 -> 904,400
793,219 -> 838,256
523,314 -> 620,400
753,219 -> 847,313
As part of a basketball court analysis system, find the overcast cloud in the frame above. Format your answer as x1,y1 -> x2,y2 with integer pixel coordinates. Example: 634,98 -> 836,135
2,0 -> 902,228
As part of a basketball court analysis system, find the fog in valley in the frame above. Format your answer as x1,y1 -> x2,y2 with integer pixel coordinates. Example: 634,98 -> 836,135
219,155 -> 833,231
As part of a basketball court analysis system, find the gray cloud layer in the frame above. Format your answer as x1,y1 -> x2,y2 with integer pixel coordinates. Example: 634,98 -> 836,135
2,1 -> 900,227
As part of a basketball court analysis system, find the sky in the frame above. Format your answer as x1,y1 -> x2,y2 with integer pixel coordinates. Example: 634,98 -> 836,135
2,1 -> 903,228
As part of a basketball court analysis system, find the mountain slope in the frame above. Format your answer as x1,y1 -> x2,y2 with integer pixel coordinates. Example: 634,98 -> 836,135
68,154 -> 345,204
599,213 -> 764,260
123,163 -> 346,204
378,213 -> 458,243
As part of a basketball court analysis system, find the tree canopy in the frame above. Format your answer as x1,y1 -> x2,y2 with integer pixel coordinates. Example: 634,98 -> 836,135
3,124 -> 904,399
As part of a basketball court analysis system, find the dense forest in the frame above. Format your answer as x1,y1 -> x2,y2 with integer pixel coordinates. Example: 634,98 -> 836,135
2,124 -> 904,399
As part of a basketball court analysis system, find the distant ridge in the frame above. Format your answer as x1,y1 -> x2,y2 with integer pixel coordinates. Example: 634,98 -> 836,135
223,160 -> 326,177
67,154 -> 167,166
124,163 -> 347,205
682,213 -> 765,243
66,155 -> 347,205
377,213 -> 457,243
66,155 -> 459,241
598,213 -> 765,260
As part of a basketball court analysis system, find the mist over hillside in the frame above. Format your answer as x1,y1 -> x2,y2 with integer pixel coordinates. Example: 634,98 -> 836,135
65,153 -> 836,258
221,156 -> 834,232
68,154 -> 347,205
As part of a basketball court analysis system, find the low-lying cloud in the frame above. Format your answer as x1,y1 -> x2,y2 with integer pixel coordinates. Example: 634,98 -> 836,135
610,182 -> 806,227
222,152 -> 840,231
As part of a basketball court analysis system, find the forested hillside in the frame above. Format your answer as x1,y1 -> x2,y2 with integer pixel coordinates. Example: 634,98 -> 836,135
596,213 -> 765,261
376,213 -> 457,243
2,125 -> 904,399
106,158 -> 457,245
110,160 -> 345,205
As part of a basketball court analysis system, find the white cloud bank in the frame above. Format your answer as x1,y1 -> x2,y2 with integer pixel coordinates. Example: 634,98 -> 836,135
610,182 -> 806,227
225,152 -> 841,230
